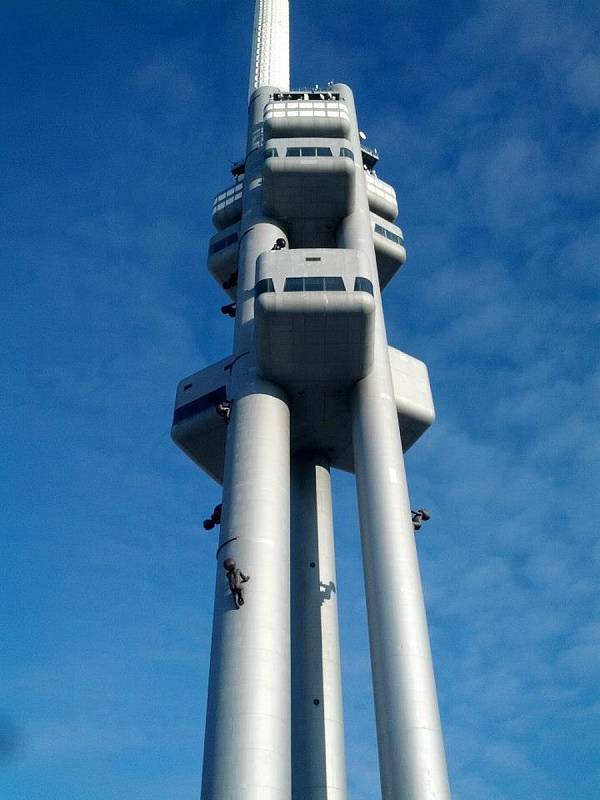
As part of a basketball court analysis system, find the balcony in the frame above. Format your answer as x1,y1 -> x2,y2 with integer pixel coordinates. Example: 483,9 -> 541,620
254,248 -> 375,388
207,222 -> 240,298
388,347 -> 435,451
171,348 -> 434,482
170,357 -> 232,484
262,139 -> 355,221
371,213 -> 406,289
211,181 -> 244,230
365,172 -> 398,221
360,144 -> 379,170
263,99 -> 351,139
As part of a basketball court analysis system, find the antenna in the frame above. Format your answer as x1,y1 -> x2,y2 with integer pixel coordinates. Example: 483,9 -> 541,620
248,0 -> 290,99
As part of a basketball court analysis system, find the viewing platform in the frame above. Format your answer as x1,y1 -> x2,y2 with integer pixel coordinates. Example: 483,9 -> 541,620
365,172 -> 398,221
254,248 -> 375,387
207,222 -> 240,298
371,213 -> 406,289
211,181 -> 244,229
264,98 -> 351,138
262,139 -> 355,220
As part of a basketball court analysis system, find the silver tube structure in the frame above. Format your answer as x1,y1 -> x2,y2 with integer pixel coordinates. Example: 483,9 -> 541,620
333,83 -> 451,800
201,4 -> 292,793
291,455 -> 347,800
249,0 -> 290,99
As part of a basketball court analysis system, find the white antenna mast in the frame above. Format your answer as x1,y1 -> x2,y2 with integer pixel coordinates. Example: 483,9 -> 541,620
248,0 -> 290,99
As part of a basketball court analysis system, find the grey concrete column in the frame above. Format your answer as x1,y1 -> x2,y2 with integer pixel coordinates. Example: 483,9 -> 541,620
351,384 -> 450,800
291,455 -> 347,800
201,383 -> 291,800
201,82 -> 293,800
331,84 -> 451,800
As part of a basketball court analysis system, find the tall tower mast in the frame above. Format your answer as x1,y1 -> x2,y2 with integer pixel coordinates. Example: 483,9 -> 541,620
248,0 -> 290,98
172,1 -> 452,798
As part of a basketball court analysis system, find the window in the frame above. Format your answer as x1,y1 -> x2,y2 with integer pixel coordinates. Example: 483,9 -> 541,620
285,147 -> 333,158
304,276 -> 323,291
374,224 -> 404,246
255,278 -> 275,296
354,277 -> 374,295
324,276 -> 345,291
209,232 -> 239,255
283,276 -> 346,292
340,147 -> 354,160
284,277 -> 304,291
264,147 -> 278,158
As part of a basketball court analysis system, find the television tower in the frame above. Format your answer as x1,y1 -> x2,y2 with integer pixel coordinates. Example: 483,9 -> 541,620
172,1 -> 452,798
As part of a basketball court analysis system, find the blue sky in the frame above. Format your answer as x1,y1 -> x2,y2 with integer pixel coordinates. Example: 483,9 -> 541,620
2,0 -> 599,798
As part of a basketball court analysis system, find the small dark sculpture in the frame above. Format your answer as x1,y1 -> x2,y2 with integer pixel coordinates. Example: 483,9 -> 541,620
411,508 -> 431,531
272,238 -> 287,251
222,270 -> 238,291
203,503 -> 222,530
221,302 -> 237,317
223,558 -> 250,608
216,401 -> 231,423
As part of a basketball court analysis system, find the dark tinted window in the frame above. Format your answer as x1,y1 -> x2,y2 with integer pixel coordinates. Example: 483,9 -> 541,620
301,147 -> 317,157
283,276 -> 347,292
340,147 -> 354,160
354,277 -> 374,295
324,276 -> 345,290
255,278 -> 275,296
264,148 -> 278,158
316,147 -> 333,156
284,277 -> 304,291
304,276 -> 324,291
286,147 -> 301,157
374,223 -> 404,245
209,231 -> 239,255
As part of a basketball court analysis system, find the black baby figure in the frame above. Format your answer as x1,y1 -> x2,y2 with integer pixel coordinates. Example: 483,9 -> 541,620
223,558 -> 250,608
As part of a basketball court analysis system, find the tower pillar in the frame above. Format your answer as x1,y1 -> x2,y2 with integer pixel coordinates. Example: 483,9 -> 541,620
201,383 -> 292,800
291,455 -> 347,800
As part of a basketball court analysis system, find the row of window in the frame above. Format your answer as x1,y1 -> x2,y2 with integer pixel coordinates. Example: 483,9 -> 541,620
255,276 -> 374,296
285,276 -> 345,292
264,147 -> 355,160
365,172 -> 397,201
209,228 -> 400,258
213,182 -> 244,212
374,224 -> 404,246
209,231 -> 239,255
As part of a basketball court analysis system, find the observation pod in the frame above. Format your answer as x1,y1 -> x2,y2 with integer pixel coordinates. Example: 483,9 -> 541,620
212,182 -> 243,229
365,172 -> 398,221
254,248 -> 375,387
207,222 -> 240,298
262,141 -> 356,220
370,213 -> 407,289
264,96 -> 352,139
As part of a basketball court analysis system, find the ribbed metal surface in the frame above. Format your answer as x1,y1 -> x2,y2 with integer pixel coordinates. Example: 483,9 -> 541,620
249,0 -> 290,98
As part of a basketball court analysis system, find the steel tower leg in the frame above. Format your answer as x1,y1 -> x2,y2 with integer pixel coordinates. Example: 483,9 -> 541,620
291,455 -> 347,800
351,383 -> 451,800
331,83 -> 452,800
201,386 -> 291,800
